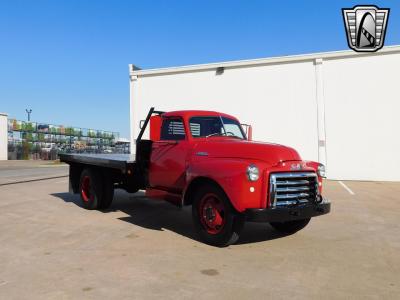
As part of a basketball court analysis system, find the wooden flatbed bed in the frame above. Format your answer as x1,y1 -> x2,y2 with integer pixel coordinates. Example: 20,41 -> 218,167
59,153 -> 136,173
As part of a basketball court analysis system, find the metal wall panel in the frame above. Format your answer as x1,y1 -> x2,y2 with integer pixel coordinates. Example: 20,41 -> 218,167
323,53 -> 400,181
131,61 -> 319,164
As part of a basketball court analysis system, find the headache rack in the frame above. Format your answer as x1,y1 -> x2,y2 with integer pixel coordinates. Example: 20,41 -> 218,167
269,172 -> 319,207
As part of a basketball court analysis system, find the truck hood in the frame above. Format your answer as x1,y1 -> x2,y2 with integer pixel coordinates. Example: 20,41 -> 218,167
193,139 -> 301,165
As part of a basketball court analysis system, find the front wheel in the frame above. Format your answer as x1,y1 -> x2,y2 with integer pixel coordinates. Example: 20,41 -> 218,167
192,184 -> 244,247
270,218 -> 311,234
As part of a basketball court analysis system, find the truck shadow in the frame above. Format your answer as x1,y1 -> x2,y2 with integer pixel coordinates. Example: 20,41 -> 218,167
51,190 -> 290,245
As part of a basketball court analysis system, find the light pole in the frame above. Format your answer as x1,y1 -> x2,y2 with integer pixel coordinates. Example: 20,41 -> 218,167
25,109 -> 32,121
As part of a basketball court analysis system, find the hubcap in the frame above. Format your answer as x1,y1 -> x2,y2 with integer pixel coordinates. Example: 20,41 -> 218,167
199,193 -> 226,234
81,176 -> 92,202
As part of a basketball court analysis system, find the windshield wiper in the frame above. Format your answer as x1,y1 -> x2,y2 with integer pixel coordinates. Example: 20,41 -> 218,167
206,132 -> 226,138
205,132 -> 243,139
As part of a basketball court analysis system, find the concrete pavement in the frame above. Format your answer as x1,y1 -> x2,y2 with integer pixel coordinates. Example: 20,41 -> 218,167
0,163 -> 399,299
0,160 -> 68,185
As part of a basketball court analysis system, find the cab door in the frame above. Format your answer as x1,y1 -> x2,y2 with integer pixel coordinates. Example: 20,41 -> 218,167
149,117 -> 190,193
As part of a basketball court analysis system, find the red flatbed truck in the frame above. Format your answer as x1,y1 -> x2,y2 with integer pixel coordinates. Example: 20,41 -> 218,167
60,107 -> 330,246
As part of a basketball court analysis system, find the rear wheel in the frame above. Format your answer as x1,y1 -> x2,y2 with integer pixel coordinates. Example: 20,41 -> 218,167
79,168 -> 114,210
270,218 -> 311,234
192,184 -> 244,247
79,169 -> 100,210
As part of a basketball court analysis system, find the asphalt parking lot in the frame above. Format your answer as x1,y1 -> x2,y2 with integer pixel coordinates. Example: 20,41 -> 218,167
0,164 -> 399,299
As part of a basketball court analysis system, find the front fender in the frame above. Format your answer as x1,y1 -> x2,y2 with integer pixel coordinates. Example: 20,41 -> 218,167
186,158 -> 268,212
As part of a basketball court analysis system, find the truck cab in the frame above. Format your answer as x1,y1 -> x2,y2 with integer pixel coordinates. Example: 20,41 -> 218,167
60,108 -> 330,247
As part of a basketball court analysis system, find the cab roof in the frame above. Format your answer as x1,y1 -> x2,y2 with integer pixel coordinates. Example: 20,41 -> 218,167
162,110 -> 238,121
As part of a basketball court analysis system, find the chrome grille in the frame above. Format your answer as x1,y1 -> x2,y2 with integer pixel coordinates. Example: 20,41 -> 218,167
269,172 -> 319,207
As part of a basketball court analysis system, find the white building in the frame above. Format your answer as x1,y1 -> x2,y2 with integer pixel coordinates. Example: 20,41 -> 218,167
0,113 -> 8,160
129,46 -> 400,181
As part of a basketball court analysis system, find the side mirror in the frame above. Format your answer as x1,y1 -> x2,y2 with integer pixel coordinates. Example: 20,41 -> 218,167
247,125 -> 252,141
241,124 -> 253,141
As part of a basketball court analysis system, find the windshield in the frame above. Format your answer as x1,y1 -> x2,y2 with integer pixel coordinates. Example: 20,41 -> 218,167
189,116 -> 246,139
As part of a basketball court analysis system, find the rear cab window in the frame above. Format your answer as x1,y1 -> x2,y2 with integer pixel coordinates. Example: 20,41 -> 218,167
160,118 -> 186,140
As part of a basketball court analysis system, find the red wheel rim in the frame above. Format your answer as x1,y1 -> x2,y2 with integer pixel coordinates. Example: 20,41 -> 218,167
81,176 -> 92,202
199,193 -> 226,234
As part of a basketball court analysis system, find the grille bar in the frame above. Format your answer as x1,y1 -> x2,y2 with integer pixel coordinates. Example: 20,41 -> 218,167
276,186 -> 310,192
277,199 -> 309,206
269,172 -> 318,207
276,192 -> 310,199
276,180 -> 310,186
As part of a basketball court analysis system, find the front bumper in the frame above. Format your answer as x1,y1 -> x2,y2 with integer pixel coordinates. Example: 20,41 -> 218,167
245,200 -> 331,223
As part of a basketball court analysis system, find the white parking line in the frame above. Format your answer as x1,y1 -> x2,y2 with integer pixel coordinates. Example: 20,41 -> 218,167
338,181 -> 355,195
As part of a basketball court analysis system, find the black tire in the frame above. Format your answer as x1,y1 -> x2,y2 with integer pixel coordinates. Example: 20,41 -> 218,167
79,168 -> 114,210
192,184 -> 245,247
270,218 -> 311,234
79,168 -> 102,210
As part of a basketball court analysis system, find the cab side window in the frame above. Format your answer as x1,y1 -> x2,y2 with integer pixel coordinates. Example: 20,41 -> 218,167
160,118 -> 186,140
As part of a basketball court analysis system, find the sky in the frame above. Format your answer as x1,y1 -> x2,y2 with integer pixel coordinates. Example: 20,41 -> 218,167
1,0 -> 399,138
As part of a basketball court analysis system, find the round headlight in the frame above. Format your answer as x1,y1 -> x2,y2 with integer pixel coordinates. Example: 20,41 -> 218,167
317,164 -> 326,178
247,165 -> 259,181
